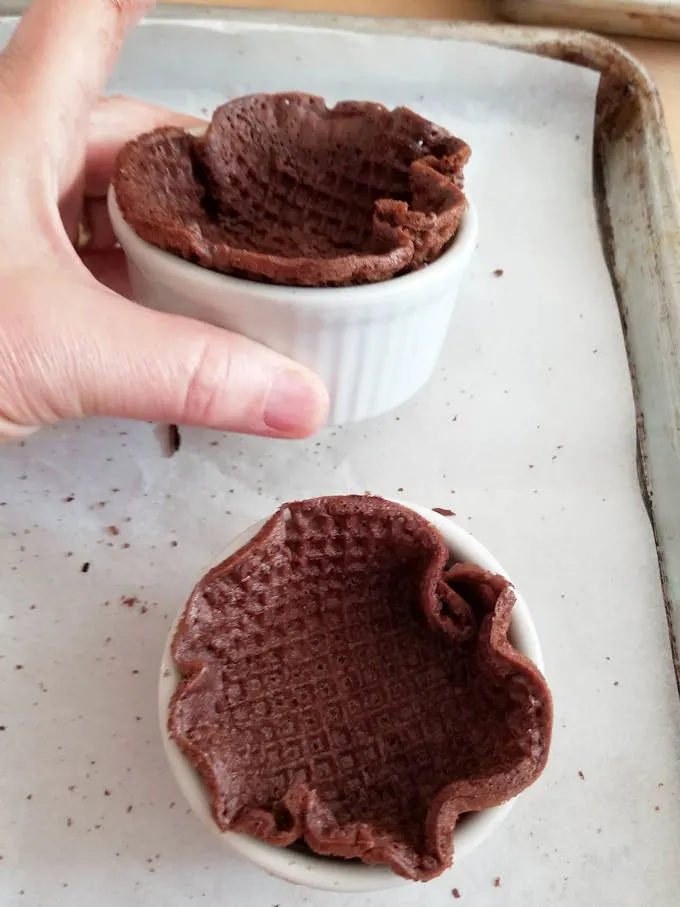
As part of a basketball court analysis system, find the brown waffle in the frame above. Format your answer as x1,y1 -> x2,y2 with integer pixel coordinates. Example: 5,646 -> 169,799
169,496 -> 552,881
113,93 -> 470,287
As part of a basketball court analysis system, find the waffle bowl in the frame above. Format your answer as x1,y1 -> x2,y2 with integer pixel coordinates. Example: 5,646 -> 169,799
158,497 -> 551,892
113,93 -> 470,288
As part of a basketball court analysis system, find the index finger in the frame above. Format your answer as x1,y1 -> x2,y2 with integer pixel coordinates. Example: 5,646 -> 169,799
3,0 -> 153,144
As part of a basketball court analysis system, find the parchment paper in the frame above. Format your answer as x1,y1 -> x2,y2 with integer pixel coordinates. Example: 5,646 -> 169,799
1,16 -> 679,907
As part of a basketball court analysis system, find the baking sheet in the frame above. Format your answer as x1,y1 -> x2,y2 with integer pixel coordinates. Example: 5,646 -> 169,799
1,14 -> 679,907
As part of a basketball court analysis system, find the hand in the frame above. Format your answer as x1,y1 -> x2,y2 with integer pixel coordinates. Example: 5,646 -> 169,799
0,0 -> 329,444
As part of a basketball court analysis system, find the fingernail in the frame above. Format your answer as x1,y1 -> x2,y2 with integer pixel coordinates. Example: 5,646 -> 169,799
264,369 -> 328,435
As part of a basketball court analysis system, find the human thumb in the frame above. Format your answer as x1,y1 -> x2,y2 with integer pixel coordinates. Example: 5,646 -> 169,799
0,271 -> 329,441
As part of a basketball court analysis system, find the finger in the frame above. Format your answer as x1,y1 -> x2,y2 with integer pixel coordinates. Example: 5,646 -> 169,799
86,96 -> 206,197
2,1 -> 154,146
78,297 -> 330,436
3,276 -> 329,438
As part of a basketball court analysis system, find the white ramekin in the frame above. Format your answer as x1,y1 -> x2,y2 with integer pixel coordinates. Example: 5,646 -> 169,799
158,500 -> 544,893
108,183 -> 477,425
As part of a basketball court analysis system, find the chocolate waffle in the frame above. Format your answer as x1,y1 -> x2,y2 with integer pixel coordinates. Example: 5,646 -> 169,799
169,496 -> 552,881
113,93 -> 470,287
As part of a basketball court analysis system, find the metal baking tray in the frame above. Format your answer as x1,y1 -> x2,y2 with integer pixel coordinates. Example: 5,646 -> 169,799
1,6 -> 679,905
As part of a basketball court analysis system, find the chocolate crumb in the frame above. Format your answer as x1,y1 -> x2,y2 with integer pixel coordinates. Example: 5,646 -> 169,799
81,562 -> 91,573
104,790 -> 111,796
492,268 -> 504,277
140,605 -> 148,615
0,727 -> 5,731
106,525 -> 120,536
452,889 -> 461,899
121,543 -> 131,550
168,424 -> 181,455
15,664 -> 24,671
66,817 -> 72,827
169,540 -> 178,548
63,495 -> 75,503
578,771 -> 585,780
126,805 -> 133,813
433,507 -> 455,517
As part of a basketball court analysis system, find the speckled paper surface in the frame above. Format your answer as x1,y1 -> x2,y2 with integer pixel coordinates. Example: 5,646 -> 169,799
0,15 -> 679,907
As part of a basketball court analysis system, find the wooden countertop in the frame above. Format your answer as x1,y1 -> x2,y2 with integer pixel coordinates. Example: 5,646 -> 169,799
165,0 -> 680,177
